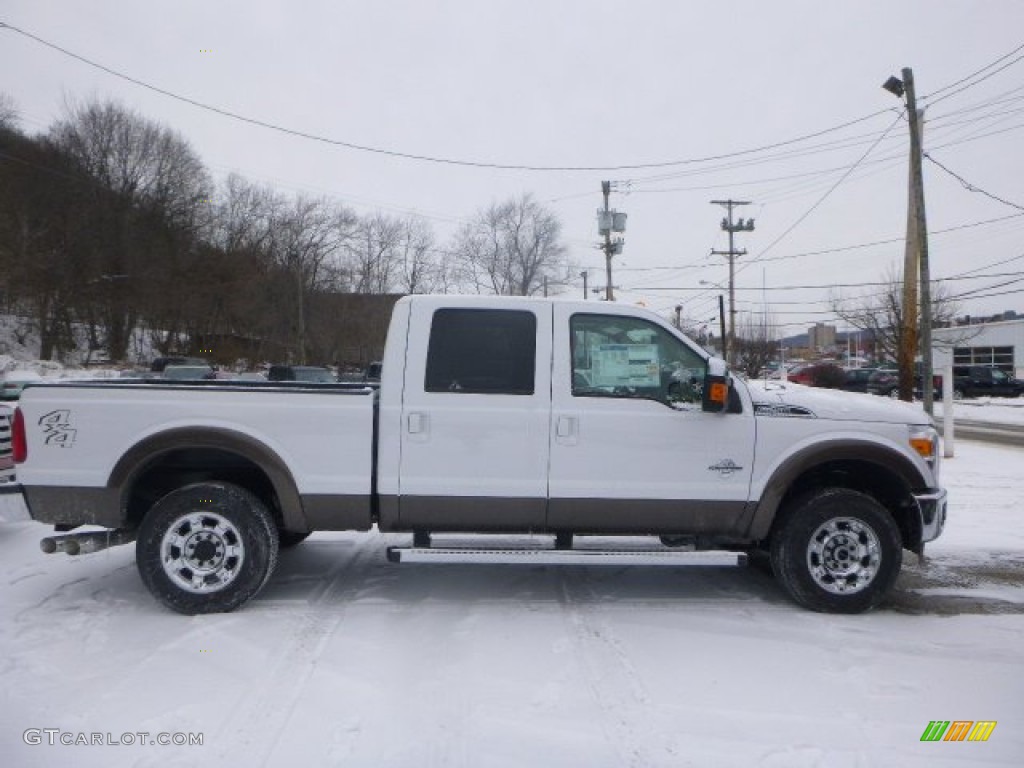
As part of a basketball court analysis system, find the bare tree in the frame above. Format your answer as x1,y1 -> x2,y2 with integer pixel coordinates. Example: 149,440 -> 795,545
270,194 -> 355,361
831,266 -> 964,365
733,312 -> 778,379
0,93 -> 18,131
347,212 -> 405,294
452,194 -> 569,295
395,216 -> 441,294
48,98 -> 210,360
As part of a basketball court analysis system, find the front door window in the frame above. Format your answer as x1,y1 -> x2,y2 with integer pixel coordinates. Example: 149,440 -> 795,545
570,313 -> 706,408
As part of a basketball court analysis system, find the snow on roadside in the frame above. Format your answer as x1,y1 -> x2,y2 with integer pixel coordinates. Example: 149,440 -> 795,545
934,398 -> 1024,426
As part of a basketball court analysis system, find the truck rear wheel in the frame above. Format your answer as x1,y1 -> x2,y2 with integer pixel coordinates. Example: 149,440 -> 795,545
136,482 -> 279,615
770,488 -> 901,613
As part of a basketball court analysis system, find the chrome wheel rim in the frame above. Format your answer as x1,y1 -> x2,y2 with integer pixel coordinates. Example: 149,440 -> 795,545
806,517 -> 881,595
160,511 -> 245,593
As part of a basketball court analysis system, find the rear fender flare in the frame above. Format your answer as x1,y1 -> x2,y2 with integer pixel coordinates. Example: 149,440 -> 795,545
107,427 -> 306,531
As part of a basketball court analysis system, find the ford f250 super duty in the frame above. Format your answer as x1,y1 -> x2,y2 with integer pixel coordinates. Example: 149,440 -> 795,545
6,296 -> 946,614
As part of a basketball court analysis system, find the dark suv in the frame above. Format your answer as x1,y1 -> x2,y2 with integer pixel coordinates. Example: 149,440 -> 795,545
952,365 -> 1024,399
867,365 -> 945,399
841,367 -> 876,393
866,369 -> 899,397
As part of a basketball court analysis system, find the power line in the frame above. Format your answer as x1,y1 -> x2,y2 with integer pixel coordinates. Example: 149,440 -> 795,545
949,275 -> 1024,300
923,49 -> 1024,108
747,212 -> 1024,266
947,286 -> 1024,301
921,40 -> 1024,100
552,105 -> 1016,207
924,152 -> 1024,212
625,270 -> 1024,293
741,113 -> 904,268
607,214 -> 1024,273
0,20 -> 896,173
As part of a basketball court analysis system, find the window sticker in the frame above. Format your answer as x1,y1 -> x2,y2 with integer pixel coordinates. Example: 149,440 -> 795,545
591,344 -> 660,387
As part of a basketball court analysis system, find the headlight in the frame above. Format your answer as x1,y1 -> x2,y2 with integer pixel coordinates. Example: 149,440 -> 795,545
909,425 -> 939,469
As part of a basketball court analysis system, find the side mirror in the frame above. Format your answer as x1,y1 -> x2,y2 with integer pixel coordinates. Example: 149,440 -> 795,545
702,357 -> 730,413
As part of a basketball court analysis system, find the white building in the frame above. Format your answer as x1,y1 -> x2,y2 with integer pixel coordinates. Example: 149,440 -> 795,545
933,317 -> 1024,378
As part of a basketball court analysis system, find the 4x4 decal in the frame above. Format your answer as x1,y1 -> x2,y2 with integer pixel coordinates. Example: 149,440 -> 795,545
708,459 -> 743,477
39,410 -> 77,448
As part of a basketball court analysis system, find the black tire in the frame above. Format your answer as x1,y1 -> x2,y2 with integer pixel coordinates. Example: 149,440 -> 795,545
136,482 -> 279,615
770,488 -> 902,613
953,388 -> 965,400
278,530 -> 312,548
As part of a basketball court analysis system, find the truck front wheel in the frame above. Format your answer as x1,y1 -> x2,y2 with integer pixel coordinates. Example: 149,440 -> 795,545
770,488 -> 902,613
136,482 -> 279,614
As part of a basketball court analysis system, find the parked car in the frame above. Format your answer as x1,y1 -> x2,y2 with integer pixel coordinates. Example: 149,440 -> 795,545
786,364 -> 815,386
363,361 -> 383,383
866,369 -> 900,398
787,363 -> 844,388
841,367 -> 877,393
162,365 -> 216,380
868,366 -> 944,399
952,365 -> 1024,399
267,365 -> 335,383
150,356 -> 208,373
0,371 -> 42,401
868,370 -> 901,399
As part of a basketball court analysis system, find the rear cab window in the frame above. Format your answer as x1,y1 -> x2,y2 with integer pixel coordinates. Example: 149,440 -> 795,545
425,308 -> 537,395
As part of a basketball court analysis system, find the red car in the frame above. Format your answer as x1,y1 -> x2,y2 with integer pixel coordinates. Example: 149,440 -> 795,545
787,364 -> 815,385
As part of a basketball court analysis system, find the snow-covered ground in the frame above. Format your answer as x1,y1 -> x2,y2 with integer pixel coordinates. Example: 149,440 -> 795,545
934,398 -> 1024,427
1,440 -> 1022,767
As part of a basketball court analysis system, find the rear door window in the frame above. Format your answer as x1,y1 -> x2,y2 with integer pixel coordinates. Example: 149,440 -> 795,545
425,309 -> 537,395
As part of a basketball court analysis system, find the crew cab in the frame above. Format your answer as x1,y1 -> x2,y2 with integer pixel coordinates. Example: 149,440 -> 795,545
7,296 -> 946,615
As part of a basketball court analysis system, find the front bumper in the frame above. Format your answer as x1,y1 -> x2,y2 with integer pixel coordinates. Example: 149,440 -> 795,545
914,487 -> 947,545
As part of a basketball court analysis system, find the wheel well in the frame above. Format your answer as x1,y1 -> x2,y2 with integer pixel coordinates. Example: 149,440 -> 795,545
772,459 -> 919,549
123,448 -> 283,530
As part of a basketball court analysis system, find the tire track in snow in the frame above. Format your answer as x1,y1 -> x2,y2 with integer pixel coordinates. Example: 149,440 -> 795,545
558,569 -> 673,768
213,535 -> 379,766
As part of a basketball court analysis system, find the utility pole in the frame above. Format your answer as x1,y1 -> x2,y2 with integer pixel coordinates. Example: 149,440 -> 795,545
907,70 -> 934,415
883,68 -> 932,411
603,182 -> 613,301
597,182 -> 626,301
718,296 -> 727,360
711,200 -> 755,366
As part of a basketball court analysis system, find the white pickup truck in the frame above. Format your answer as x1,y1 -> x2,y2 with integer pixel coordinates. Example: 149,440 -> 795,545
6,295 -> 946,614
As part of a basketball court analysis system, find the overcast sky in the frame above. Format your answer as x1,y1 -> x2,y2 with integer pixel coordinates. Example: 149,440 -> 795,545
2,0 -> 1023,335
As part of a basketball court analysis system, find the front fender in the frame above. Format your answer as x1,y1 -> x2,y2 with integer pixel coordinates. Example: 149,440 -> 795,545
746,439 -> 929,540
